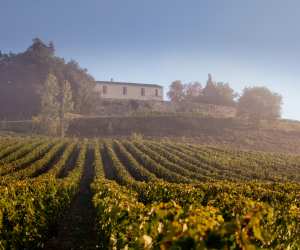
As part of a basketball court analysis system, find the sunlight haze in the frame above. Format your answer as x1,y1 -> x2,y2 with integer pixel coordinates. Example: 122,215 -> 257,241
1,0 -> 300,120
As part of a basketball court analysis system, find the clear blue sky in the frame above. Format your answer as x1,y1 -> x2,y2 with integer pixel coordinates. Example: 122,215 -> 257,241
1,0 -> 300,120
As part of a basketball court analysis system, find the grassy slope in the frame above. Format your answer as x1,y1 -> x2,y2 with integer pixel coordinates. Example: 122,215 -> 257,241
2,116 -> 300,154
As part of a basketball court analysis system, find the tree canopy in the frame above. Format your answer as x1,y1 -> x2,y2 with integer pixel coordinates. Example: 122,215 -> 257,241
35,73 -> 74,136
167,76 -> 284,124
168,74 -> 236,106
167,80 -> 185,102
0,38 -> 97,120
198,74 -> 236,106
237,86 -> 282,122
184,82 -> 202,99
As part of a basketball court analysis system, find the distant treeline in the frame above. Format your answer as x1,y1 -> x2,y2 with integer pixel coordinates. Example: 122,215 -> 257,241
0,39 -> 283,123
167,74 -> 282,122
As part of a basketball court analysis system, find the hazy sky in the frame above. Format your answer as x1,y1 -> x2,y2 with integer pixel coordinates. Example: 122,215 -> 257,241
1,0 -> 300,120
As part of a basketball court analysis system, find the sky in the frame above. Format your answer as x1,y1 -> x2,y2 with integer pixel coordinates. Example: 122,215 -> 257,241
1,0 -> 300,120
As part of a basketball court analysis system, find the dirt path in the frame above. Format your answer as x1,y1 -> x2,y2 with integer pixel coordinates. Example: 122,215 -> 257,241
45,146 -> 99,250
100,145 -> 115,180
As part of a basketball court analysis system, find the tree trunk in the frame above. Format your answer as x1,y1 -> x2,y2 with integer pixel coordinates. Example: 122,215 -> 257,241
59,82 -> 65,138
60,114 -> 65,138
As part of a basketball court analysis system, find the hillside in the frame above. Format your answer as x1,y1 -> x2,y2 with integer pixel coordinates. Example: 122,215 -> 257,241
0,136 -> 299,249
94,99 -> 236,118
1,115 -> 300,154
0,39 -> 97,120
68,116 -> 300,154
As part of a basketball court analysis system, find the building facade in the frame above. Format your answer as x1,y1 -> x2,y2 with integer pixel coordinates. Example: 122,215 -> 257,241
95,81 -> 163,101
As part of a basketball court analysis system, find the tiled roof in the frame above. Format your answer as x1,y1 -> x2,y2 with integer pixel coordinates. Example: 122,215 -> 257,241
96,81 -> 162,88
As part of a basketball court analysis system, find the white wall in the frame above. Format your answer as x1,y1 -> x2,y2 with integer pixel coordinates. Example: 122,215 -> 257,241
95,83 -> 163,101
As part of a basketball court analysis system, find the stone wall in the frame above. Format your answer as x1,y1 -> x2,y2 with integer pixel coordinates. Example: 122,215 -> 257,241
94,99 -> 236,118
68,116 -> 237,137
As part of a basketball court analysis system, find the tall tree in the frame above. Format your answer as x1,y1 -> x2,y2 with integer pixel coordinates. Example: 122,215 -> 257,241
201,74 -> 236,106
167,80 -> 185,102
27,38 -> 55,63
0,38 -> 97,120
237,86 -> 282,124
38,73 -> 73,137
184,81 -> 202,100
58,80 -> 74,137
38,73 -> 60,135
41,74 -> 60,116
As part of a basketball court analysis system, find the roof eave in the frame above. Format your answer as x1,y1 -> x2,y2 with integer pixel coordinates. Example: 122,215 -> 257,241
96,81 -> 163,88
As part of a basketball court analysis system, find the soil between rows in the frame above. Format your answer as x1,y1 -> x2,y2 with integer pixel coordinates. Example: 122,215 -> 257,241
44,146 -> 99,250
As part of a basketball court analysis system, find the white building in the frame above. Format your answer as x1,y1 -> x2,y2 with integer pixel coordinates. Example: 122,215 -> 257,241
95,80 -> 163,101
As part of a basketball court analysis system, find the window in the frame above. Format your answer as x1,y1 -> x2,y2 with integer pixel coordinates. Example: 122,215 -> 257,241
102,85 -> 107,95
141,88 -> 145,96
123,86 -> 127,95
155,89 -> 159,97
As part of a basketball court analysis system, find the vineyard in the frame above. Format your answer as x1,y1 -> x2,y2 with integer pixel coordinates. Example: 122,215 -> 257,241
0,136 -> 299,249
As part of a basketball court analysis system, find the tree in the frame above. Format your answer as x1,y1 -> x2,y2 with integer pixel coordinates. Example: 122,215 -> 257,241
75,79 -> 98,113
237,86 -> 282,124
167,80 -> 185,102
200,74 -> 236,106
0,38 -> 97,120
184,81 -> 202,100
27,38 -> 55,62
37,73 -> 74,137
63,59 -> 97,113
58,80 -> 74,137
38,73 -> 60,135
